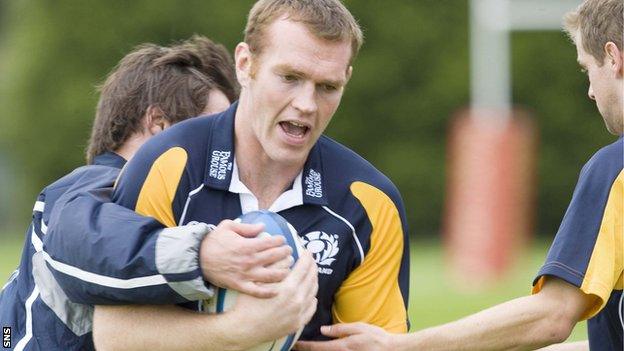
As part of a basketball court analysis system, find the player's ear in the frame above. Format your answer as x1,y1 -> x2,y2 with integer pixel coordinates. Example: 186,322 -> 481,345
144,105 -> 169,135
235,42 -> 253,88
604,42 -> 623,77
345,66 -> 353,83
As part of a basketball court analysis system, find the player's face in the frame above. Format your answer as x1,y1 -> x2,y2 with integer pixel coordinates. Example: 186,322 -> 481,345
236,18 -> 352,166
203,89 -> 231,115
157,89 -> 229,133
575,32 -> 624,135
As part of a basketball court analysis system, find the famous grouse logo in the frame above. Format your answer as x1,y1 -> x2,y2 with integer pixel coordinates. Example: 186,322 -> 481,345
304,169 -> 323,198
209,150 -> 232,180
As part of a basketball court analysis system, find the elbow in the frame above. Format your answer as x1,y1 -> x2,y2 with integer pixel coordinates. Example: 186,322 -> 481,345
544,321 -> 573,345
537,305 -> 576,344
92,326 -> 113,351
92,307 -> 120,351
530,277 -> 590,346
92,323 -> 109,350
93,338 -> 113,351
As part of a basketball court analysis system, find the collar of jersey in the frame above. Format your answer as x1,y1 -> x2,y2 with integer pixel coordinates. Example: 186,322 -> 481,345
228,157 -> 305,213
203,101 -> 328,207
93,151 -> 126,169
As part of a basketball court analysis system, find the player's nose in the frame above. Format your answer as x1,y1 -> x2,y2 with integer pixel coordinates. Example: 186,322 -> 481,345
292,83 -> 318,115
587,84 -> 595,101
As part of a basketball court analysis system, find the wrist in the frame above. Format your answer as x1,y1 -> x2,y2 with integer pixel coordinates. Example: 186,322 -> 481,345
213,310 -> 253,351
391,332 -> 412,351
405,327 -> 451,351
198,224 -> 217,280
219,305 -> 267,351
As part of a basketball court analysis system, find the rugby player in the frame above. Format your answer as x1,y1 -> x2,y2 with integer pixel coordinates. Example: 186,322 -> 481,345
74,0 -> 411,349
297,0 -> 623,350
0,35 -> 314,350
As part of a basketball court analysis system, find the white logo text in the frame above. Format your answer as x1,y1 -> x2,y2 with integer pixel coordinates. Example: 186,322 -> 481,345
209,150 -> 232,180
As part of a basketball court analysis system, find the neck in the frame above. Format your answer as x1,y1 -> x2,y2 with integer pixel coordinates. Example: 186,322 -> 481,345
234,101 -> 304,209
114,133 -> 150,162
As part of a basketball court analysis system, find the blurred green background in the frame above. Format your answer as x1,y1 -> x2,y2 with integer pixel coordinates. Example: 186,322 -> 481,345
0,0 -> 611,342
0,0 -> 616,234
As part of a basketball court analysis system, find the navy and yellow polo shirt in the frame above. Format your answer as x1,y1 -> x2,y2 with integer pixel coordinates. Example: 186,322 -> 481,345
113,102 -> 410,339
533,136 -> 623,350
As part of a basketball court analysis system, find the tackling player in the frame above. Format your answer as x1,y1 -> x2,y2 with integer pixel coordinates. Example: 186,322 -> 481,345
0,35 -> 315,350
297,0 -> 623,350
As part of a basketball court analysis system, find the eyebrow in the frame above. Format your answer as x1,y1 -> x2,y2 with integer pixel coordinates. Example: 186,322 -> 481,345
274,64 -> 346,87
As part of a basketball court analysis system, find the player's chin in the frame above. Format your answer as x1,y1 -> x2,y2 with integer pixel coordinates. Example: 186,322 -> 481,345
270,143 -> 313,164
275,151 -> 308,166
603,117 -> 623,135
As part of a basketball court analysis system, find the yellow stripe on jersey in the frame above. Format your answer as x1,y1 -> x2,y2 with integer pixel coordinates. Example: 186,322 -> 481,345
614,275 -> 623,291
332,181 -> 407,333
135,147 -> 188,227
579,170 -> 623,319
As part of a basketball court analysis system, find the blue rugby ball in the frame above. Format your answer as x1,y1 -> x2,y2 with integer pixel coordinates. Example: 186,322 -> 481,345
203,210 -> 306,351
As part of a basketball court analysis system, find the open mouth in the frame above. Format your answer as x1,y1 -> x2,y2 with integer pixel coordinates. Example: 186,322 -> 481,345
279,121 -> 309,139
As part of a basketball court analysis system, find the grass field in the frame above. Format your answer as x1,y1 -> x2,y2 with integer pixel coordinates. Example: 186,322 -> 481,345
409,240 -> 587,342
0,234 -> 587,342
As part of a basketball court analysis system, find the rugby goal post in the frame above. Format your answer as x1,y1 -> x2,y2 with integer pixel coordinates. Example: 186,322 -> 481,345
444,0 -> 581,288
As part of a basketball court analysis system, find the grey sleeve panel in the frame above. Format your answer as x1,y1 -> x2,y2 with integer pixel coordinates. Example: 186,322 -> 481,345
168,277 -> 215,301
155,223 -> 214,300
32,251 -> 94,336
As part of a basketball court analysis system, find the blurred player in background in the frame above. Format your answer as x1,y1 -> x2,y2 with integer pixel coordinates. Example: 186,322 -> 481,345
297,0 -> 623,350
0,35 -> 315,350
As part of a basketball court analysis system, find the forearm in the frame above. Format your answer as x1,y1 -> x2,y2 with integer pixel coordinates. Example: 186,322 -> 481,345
400,294 -> 573,351
45,189 -> 213,304
537,341 -> 589,351
93,304 -> 260,351
296,279 -> 590,351
94,254 -> 319,351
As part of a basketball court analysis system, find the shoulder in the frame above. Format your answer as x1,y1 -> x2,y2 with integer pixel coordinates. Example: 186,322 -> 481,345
319,136 -> 404,209
113,113 -> 230,210
584,137 -> 623,172
121,112 -> 228,182
578,137 -> 623,189
135,115 -> 216,164
40,165 -> 119,218
319,136 -> 402,198
44,165 -> 119,198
